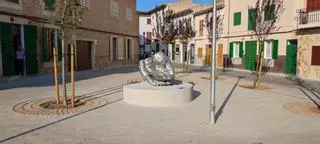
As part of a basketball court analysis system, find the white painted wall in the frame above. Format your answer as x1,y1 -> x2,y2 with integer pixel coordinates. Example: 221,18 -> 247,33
139,15 -> 152,45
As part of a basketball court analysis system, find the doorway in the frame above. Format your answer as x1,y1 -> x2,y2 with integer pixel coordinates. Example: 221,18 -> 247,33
285,40 -> 298,75
205,44 -> 212,65
76,40 -> 92,71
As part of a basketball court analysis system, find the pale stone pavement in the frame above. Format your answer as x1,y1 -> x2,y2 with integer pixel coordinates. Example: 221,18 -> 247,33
0,65 -> 319,144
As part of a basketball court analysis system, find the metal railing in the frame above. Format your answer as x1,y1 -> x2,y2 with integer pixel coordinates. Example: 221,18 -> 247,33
298,9 -> 320,26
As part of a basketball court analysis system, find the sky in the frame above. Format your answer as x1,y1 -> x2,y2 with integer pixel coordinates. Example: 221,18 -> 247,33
137,0 -> 212,11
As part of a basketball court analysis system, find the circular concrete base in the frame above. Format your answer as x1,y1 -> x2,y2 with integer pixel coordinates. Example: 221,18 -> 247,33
123,82 -> 194,107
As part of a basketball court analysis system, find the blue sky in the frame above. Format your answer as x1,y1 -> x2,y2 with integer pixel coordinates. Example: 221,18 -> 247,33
137,0 -> 212,11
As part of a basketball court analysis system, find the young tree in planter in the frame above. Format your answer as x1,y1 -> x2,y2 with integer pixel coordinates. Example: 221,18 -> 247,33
248,0 -> 284,88
50,0 -> 85,105
154,9 -> 178,55
177,17 -> 196,73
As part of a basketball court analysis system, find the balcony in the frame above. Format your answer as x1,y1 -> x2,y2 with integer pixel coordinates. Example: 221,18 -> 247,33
297,9 -> 320,29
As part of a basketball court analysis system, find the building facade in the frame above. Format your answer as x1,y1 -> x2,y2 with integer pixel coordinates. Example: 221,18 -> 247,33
218,0 -> 305,76
0,0 -> 139,78
138,11 -> 152,56
296,0 -> 320,80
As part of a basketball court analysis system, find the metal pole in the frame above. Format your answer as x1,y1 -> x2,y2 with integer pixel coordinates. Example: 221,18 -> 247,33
210,0 -> 217,124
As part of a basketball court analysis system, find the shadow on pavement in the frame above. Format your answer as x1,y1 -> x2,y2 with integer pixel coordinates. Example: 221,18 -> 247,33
295,79 -> 320,109
0,65 -> 139,90
0,85 -> 124,143
215,76 -> 242,123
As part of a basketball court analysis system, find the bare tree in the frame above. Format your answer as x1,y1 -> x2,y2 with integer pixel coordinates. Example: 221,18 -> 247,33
249,0 -> 284,88
204,9 -> 223,43
177,17 -> 196,72
50,0 -> 85,105
154,9 -> 178,54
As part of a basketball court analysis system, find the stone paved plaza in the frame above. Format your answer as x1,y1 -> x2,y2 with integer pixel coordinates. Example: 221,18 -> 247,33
0,66 -> 320,144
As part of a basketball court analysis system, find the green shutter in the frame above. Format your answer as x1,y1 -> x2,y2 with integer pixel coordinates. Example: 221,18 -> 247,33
248,9 -> 256,31
239,42 -> 244,58
24,25 -> 38,75
234,12 -> 241,26
229,42 -> 234,58
245,41 -> 257,71
265,4 -> 275,21
272,40 -> 279,59
42,28 -> 49,61
0,22 -> 15,76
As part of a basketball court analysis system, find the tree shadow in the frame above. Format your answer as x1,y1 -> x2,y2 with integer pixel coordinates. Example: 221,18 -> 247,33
215,77 -> 242,123
0,86 -> 124,143
295,79 -> 320,109
192,90 -> 201,101
0,66 -> 139,90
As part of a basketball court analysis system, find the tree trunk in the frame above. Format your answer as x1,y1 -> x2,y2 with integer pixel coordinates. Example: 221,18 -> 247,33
254,41 -> 264,88
186,50 -> 190,73
61,32 -> 68,105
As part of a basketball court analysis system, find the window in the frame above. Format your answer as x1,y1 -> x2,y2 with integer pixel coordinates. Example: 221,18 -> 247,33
264,4 -> 275,21
44,0 -> 55,10
199,20 -> 204,36
248,9 -> 256,31
147,18 -> 151,24
198,48 -> 203,58
111,1 -> 119,17
176,44 -> 180,55
80,0 -> 90,8
229,42 -> 243,58
233,43 -> 240,58
112,37 -> 117,60
126,8 -> 132,21
127,39 -> 132,59
312,46 -> 320,65
264,41 -> 273,59
233,12 -> 241,26
307,0 -> 320,11
6,0 -> 19,4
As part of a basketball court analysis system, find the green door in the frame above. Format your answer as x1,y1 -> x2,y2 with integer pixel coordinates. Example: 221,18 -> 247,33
0,23 -> 15,76
24,25 -> 38,75
245,41 -> 257,71
285,42 -> 297,74
172,43 -> 175,61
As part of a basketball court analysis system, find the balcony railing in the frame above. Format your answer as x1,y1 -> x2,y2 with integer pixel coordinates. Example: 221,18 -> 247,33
297,9 -> 320,29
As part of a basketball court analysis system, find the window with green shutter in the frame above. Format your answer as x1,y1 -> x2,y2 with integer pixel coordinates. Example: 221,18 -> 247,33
44,0 -> 55,11
265,4 -> 275,21
248,9 -> 256,31
233,12 -> 241,26
230,42 -> 244,58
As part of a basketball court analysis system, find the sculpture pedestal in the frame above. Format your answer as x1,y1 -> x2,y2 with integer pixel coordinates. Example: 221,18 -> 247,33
123,82 -> 194,107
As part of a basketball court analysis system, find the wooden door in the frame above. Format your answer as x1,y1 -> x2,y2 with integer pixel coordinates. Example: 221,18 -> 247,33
76,40 -> 92,71
217,44 -> 223,67
205,44 -> 212,65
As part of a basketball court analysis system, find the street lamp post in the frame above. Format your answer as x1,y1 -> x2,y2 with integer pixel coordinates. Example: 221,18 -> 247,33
210,0 -> 217,124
